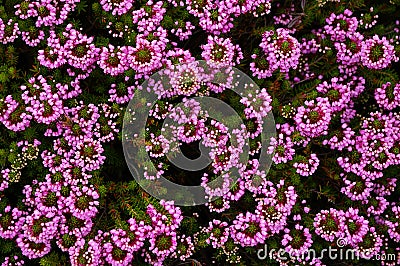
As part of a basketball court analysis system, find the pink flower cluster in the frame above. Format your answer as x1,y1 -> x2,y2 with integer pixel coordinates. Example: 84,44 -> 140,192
0,1 -> 399,265
251,28 -> 301,78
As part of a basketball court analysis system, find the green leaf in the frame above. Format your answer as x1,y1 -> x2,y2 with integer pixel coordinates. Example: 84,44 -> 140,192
39,252 -> 67,266
76,0 -> 87,14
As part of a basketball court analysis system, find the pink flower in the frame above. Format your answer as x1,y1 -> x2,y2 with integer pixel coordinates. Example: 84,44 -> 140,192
201,35 -> 243,67
294,97 -> 332,138
360,35 -> 396,70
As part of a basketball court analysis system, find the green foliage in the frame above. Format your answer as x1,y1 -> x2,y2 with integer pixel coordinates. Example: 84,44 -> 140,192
360,68 -> 399,88
0,238 -> 14,255
39,252 -> 68,266
75,0 -> 88,14
290,173 -> 302,185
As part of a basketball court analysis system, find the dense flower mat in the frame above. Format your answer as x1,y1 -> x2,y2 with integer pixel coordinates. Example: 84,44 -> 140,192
0,0 -> 400,265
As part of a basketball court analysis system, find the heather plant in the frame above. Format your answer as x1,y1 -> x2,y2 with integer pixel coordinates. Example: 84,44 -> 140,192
0,0 -> 399,265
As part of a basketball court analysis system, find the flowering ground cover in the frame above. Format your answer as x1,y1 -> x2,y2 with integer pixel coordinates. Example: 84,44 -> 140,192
0,0 -> 400,265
